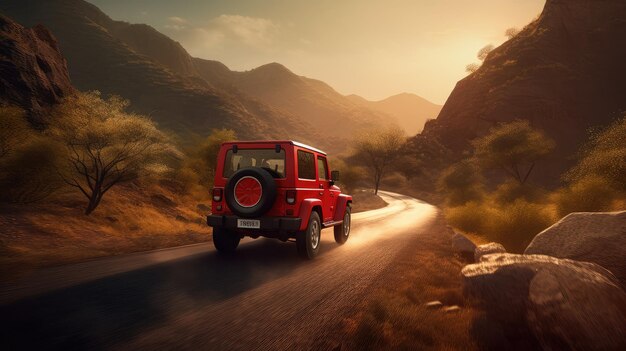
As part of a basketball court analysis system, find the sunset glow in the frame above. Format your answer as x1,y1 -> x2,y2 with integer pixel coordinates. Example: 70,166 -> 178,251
90,0 -> 544,103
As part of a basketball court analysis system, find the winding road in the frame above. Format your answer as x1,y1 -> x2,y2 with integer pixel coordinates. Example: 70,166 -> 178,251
0,191 -> 437,350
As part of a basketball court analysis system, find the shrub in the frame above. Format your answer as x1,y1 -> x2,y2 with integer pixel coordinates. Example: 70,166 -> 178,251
554,176 -> 617,217
0,137 -> 64,203
445,202 -> 490,234
484,199 -> 555,252
493,180 -> 547,205
438,161 -> 485,206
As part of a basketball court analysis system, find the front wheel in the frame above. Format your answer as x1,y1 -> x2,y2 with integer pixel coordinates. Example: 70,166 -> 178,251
296,211 -> 321,259
334,206 -> 351,244
212,227 -> 240,254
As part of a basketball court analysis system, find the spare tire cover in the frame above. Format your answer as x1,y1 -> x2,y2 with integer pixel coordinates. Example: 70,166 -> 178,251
225,168 -> 277,218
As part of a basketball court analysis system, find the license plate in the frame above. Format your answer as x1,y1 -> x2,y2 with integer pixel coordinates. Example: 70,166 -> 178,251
237,219 -> 260,229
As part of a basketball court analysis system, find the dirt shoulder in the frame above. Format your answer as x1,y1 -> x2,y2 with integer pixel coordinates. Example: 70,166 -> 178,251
331,214 -> 480,350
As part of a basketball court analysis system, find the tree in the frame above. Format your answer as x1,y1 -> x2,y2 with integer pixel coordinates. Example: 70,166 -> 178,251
198,129 -> 236,183
438,160 -> 484,206
51,91 -> 178,214
477,44 -> 494,61
505,27 -> 520,40
354,126 -> 406,194
472,120 -> 554,184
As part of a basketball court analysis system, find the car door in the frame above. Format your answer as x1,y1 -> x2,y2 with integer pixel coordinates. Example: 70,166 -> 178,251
316,155 -> 333,222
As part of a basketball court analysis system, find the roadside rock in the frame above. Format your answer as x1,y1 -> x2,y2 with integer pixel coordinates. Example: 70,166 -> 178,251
525,211 -> 626,286
462,253 -> 626,350
451,231 -> 476,261
474,242 -> 506,262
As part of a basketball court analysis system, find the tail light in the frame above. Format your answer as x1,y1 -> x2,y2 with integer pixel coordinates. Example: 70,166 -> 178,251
212,188 -> 223,202
286,190 -> 297,204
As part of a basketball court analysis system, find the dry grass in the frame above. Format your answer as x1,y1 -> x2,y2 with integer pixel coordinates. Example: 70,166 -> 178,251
351,189 -> 388,213
0,181 -> 211,280
445,199 -> 557,253
341,218 -> 480,350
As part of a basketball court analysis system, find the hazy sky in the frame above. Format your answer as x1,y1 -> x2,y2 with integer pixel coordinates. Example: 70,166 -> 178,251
90,0 -> 545,104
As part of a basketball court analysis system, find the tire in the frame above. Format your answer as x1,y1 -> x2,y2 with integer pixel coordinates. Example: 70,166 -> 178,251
224,168 -> 277,218
212,227 -> 240,254
334,206 -> 351,244
296,211 -> 321,259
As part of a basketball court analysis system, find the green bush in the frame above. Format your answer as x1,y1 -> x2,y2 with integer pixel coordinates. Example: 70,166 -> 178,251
554,176 -> 617,217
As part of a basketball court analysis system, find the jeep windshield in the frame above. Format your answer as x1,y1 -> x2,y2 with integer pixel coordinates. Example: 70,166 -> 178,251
223,148 -> 286,178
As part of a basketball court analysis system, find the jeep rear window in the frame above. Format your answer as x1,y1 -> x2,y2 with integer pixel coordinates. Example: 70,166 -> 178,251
297,150 -> 316,180
223,148 -> 286,178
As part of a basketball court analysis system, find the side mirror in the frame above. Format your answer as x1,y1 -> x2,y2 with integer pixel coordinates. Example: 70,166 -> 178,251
330,170 -> 340,184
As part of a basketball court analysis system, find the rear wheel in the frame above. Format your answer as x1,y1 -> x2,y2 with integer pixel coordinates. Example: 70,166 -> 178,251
296,211 -> 321,259
334,206 -> 351,244
212,227 -> 240,254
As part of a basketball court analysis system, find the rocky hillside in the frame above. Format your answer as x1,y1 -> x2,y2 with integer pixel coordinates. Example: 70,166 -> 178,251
420,0 -> 626,181
0,14 -> 74,126
0,0 -> 322,147
347,93 -> 442,134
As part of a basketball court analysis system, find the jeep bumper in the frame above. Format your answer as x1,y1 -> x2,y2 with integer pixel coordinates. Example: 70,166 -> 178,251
207,215 -> 302,233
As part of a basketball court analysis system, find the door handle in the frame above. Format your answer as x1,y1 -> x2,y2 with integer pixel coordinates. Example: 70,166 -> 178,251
319,184 -> 324,189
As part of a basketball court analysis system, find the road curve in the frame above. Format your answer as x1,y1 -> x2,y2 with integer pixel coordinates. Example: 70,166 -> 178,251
0,191 -> 437,350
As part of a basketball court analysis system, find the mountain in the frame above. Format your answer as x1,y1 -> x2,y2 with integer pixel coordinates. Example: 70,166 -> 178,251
0,14 -> 74,126
420,0 -> 626,182
0,0 -> 323,147
0,0 -> 396,152
347,93 -> 442,134
193,60 -> 396,139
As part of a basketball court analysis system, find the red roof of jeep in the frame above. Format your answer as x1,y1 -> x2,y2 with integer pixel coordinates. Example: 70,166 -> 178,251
221,140 -> 327,156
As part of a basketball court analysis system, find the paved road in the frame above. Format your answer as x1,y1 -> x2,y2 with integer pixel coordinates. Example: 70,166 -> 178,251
0,191 -> 437,350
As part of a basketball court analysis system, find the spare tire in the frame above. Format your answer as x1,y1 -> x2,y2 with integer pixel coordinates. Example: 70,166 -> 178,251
225,168 -> 277,218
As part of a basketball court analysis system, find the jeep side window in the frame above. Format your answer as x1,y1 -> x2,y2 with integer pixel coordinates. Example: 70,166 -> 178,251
297,150 -> 316,180
317,156 -> 328,180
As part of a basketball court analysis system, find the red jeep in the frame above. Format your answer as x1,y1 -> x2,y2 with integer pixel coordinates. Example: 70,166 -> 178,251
207,140 -> 352,259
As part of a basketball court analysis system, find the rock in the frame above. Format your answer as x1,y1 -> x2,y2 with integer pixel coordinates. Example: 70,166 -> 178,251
462,253 -> 626,350
0,14 -> 74,125
443,305 -> 461,313
451,232 -> 476,261
425,301 -> 443,309
474,242 -> 506,262
104,216 -> 118,223
525,211 -> 626,286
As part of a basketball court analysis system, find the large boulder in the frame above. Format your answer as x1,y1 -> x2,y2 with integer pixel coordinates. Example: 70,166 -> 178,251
525,211 -> 626,286
451,231 -> 476,261
462,254 -> 626,350
474,242 -> 506,262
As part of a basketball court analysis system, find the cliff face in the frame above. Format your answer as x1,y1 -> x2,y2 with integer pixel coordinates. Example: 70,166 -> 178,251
421,0 -> 626,181
0,14 -> 74,125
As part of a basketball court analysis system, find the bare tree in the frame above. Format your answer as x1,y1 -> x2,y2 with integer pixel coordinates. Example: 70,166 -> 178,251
505,27 -> 520,40
477,44 -> 495,61
51,91 -> 178,214
354,127 -> 406,194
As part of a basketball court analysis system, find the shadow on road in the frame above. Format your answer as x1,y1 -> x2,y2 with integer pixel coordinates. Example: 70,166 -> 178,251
0,237 -> 339,350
